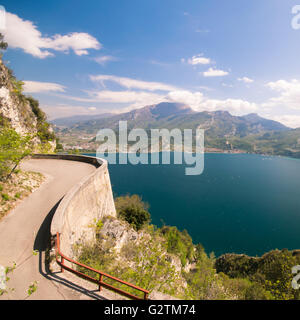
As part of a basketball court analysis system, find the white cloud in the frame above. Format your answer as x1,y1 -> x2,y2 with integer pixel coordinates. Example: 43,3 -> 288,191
41,104 -> 103,120
90,75 -> 179,92
86,90 -> 165,104
93,55 -> 118,66
186,54 -> 211,65
167,90 -> 257,115
56,89 -> 166,111
201,98 -> 258,114
23,81 -> 66,93
167,90 -> 204,107
4,12 -> 101,58
264,79 -> 300,110
269,115 -> 300,129
238,77 -> 254,84
203,68 -> 229,77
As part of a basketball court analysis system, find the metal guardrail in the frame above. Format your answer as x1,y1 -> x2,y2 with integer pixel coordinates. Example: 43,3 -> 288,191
55,232 -> 149,300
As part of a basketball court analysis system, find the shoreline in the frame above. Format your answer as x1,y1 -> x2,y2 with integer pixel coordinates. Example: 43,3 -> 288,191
78,150 -> 298,160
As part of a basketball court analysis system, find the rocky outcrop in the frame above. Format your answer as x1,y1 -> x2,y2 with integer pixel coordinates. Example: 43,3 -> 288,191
0,86 -> 37,135
0,57 -> 56,151
95,216 -> 189,297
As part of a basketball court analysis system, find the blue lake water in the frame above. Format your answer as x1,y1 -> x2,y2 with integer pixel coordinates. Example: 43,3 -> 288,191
85,152 -> 300,257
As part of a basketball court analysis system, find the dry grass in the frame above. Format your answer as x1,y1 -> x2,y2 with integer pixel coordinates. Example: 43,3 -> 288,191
0,170 -> 45,220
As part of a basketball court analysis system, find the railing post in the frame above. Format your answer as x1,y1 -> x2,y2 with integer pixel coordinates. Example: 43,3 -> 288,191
99,274 -> 103,292
61,256 -> 64,273
144,292 -> 148,300
56,233 -> 64,273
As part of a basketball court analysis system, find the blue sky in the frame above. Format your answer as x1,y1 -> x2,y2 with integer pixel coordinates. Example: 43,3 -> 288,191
2,0 -> 300,127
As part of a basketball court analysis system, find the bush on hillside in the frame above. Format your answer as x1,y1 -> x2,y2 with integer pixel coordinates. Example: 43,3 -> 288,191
160,225 -> 195,266
0,127 -> 33,180
115,194 -> 151,230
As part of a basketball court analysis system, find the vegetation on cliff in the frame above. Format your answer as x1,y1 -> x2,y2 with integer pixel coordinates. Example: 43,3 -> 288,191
115,194 -> 151,231
216,250 -> 300,300
0,33 -> 57,153
75,194 -> 300,300
0,34 -> 56,216
0,127 -> 32,180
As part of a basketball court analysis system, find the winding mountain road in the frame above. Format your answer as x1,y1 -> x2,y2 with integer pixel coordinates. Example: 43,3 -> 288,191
0,158 -> 115,300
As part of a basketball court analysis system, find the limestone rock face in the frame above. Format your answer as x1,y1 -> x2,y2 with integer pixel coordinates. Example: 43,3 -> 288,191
0,57 -> 56,151
98,217 -> 139,253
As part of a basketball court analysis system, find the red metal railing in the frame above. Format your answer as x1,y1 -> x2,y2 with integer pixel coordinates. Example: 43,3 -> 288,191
55,232 -> 149,300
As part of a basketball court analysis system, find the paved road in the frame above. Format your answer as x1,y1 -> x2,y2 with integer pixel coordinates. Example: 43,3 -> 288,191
0,158 -> 114,300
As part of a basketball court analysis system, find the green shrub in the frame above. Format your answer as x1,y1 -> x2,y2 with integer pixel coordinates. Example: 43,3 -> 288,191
160,226 -> 195,266
11,78 -> 24,96
1,193 -> 9,201
215,249 -> 300,300
184,249 -> 219,299
26,96 -> 46,122
215,254 -> 259,278
257,249 -> 300,300
244,283 -> 273,300
14,192 -> 21,199
0,127 -> 33,180
115,195 -> 151,231
26,96 -> 56,143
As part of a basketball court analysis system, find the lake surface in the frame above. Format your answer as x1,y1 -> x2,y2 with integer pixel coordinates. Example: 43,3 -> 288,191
86,153 -> 300,257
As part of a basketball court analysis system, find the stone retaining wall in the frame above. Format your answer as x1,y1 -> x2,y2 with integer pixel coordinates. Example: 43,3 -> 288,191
33,154 -> 117,257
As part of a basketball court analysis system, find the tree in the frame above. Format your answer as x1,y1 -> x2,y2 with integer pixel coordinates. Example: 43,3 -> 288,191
160,226 -> 195,266
0,127 -> 33,180
0,33 -> 7,50
115,195 -> 151,230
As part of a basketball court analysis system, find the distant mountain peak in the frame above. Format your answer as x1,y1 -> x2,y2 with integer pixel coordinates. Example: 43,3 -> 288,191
148,102 -> 195,118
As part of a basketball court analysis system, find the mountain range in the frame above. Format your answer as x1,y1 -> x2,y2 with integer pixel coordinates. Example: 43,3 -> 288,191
52,102 -> 300,158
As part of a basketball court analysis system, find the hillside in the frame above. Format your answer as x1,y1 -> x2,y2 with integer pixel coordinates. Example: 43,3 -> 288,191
0,50 -> 57,219
0,56 -> 56,152
53,102 -> 300,158
73,194 -> 300,300
55,102 -> 288,135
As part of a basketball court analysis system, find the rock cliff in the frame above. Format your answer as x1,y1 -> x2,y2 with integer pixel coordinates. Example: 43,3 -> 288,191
0,56 -> 56,151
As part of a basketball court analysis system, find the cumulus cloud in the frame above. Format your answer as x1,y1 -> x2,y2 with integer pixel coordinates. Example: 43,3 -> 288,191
41,104 -> 104,120
200,98 -> 258,114
86,90 -> 165,105
90,74 -> 179,92
57,89 -> 166,112
203,68 -> 229,77
238,77 -> 254,84
264,79 -> 300,110
4,12 -> 101,58
23,81 -> 66,93
167,90 -> 257,115
167,90 -> 204,107
269,114 -> 300,129
186,54 -> 211,65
